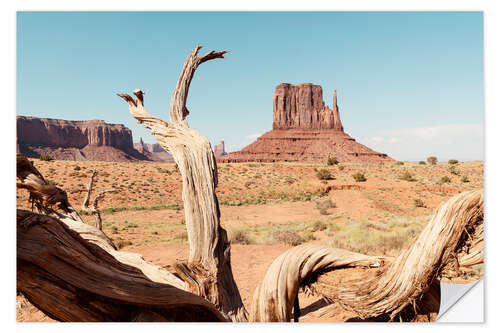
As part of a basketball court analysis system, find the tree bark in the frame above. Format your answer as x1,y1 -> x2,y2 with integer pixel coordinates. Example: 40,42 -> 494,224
251,189 -> 483,322
17,210 -> 226,322
118,46 -> 247,322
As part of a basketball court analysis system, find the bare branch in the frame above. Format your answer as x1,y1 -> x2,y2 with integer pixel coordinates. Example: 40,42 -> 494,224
169,46 -> 228,125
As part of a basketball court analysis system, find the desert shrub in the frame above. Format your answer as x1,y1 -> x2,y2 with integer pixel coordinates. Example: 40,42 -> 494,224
338,165 -> 345,171
284,176 -> 295,184
448,159 -> 459,165
419,161 -> 426,165
327,156 -> 339,166
114,237 -> 132,249
272,230 -> 304,246
39,154 -> 53,161
461,175 -> 470,183
399,172 -> 416,182
395,161 -> 404,165
73,165 -> 81,171
414,199 -> 425,207
352,172 -> 367,182
311,221 -> 328,232
110,226 -> 118,234
315,198 -> 336,212
427,156 -> 438,165
449,166 -> 460,175
441,176 -> 452,183
228,228 -> 253,244
316,169 -> 333,180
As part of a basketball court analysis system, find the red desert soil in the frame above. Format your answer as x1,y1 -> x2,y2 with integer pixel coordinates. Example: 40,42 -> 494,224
16,160 -> 483,322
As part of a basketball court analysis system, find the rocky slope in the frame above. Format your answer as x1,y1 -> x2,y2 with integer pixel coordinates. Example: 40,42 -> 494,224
225,83 -> 392,163
17,116 -> 149,162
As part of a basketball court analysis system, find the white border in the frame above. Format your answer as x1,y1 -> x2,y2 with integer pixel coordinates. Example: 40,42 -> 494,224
2,1 -> 498,332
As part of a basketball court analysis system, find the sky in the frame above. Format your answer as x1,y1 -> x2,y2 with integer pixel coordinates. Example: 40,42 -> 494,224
16,11 -> 484,161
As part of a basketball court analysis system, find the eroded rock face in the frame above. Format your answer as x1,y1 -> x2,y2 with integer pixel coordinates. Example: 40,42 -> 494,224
213,141 -> 227,158
224,83 -> 392,163
273,83 -> 343,131
17,116 -> 149,162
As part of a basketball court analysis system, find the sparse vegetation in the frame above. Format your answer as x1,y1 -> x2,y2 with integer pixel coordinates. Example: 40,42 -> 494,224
448,159 -> 459,165
316,169 -> 333,180
352,172 -> 367,182
427,156 -> 438,165
440,176 -> 452,184
39,154 -> 53,161
399,172 -> 416,182
395,161 -> 404,165
327,156 -> 339,166
419,161 -> 426,165
461,175 -> 470,183
414,199 -> 425,208
449,166 -> 460,175
272,230 -> 305,246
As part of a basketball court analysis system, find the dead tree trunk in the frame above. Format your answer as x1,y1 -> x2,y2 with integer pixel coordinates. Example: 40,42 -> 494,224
251,189 -> 483,322
118,46 -> 247,322
17,210 -> 226,322
81,170 -> 116,230
17,154 -> 193,317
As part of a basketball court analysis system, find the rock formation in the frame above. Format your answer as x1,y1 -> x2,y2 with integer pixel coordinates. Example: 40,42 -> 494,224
225,83 -> 393,163
213,141 -> 227,158
17,116 -> 149,162
134,137 -> 175,163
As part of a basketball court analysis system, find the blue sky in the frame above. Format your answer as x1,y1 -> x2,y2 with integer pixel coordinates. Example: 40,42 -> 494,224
17,11 -> 484,161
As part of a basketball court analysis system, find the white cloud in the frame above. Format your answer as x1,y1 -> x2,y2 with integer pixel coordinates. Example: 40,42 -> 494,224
358,123 -> 484,161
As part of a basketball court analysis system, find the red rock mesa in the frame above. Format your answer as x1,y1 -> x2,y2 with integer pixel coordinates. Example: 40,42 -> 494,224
17,116 -> 149,162
225,83 -> 393,163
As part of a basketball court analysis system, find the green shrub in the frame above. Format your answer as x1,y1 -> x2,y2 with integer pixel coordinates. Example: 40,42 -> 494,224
338,165 -> 345,171
427,156 -> 438,165
441,176 -> 452,184
448,159 -> 459,165
461,175 -> 470,183
419,161 -> 426,165
39,154 -> 53,161
414,199 -> 425,208
73,165 -> 81,170
316,169 -> 333,180
352,172 -> 367,182
399,172 -> 416,182
327,156 -> 339,166
395,161 -> 404,165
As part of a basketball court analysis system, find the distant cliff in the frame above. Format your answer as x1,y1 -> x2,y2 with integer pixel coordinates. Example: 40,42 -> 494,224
17,116 -> 149,162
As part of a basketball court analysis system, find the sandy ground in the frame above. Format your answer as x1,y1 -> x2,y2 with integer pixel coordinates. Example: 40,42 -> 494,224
16,160 -> 483,322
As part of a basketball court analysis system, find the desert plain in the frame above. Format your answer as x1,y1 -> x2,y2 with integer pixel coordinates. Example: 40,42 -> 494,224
16,158 -> 484,322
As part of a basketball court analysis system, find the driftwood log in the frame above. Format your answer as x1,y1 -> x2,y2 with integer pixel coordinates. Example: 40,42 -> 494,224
17,46 -> 484,322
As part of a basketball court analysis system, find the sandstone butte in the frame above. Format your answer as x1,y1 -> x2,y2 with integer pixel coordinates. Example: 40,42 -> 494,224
17,115 -> 227,163
224,83 -> 394,163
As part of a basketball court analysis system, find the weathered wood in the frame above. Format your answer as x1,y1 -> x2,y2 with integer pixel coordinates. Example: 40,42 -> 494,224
118,46 -> 247,322
251,189 -> 483,322
17,154 -> 189,313
17,210 -> 226,322
250,244 -> 384,322
81,170 -> 116,230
